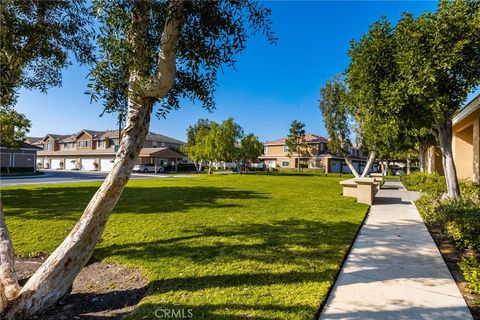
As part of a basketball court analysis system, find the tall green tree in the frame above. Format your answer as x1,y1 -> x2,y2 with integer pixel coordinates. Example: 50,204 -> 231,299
216,117 -> 244,169
319,76 -> 369,177
285,120 -> 307,172
0,107 -> 31,149
236,133 -> 264,173
0,1 -> 275,317
182,119 -> 212,171
395,1 -> 480,198
347,18 -> 402,176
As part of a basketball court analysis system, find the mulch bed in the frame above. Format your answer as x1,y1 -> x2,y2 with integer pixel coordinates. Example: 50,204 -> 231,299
15,254 -> 148,319
427,228 -> 480,320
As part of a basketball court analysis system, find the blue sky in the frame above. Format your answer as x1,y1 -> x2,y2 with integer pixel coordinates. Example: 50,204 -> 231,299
16,1 -> 478,142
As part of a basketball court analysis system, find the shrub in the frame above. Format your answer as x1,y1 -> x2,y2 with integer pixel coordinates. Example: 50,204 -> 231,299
459,256 -> 480,295
459,180 -> 480,203
401,172 -> 445,195
0,167 -> 35,174
436,198 -> 480,251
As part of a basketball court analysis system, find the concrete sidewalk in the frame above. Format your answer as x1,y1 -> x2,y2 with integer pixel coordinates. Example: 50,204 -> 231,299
319,180 -> 473,320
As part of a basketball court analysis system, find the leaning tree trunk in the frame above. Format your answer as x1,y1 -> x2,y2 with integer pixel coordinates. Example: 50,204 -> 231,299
4,96 -> 154,318
437,121 -> 459,198
2,1 -> 184,317
360,151 -> 375,177
344,157 -> 360,178
0,197 -> 21,311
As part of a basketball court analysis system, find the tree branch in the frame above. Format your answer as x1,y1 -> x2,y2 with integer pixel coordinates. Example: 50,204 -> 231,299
14,1 -> 46,66
133,0 -> 185,99
0,196 -> 21,301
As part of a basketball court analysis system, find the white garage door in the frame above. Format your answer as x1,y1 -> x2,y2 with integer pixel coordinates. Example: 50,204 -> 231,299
81,158 -> 96,171
65,158 -> 77,170
51,159 -> 62,169
100,158 -> 115,172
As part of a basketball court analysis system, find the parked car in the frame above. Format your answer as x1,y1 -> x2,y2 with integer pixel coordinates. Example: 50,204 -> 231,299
250,163 -> 266,171
133,164 -> 164,173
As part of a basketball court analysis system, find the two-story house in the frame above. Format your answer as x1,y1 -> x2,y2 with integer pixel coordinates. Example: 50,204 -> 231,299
259,133 -> 367,173
37,129 -> 186,172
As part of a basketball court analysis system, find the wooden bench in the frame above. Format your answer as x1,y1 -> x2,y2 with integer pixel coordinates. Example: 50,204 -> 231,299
339,177 -> 379,205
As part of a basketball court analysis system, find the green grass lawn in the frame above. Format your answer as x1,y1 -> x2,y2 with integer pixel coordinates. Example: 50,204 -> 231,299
2,174 -> 367,320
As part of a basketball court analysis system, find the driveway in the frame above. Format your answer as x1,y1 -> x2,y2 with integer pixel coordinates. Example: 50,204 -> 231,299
1,170 -> 185,186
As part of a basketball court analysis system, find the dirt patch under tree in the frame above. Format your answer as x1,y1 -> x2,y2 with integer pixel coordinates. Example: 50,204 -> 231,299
15,254 -> 148,319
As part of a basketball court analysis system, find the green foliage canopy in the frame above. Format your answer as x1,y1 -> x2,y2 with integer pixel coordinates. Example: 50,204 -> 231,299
0,0 -> 94,108
88,0 -> 277,118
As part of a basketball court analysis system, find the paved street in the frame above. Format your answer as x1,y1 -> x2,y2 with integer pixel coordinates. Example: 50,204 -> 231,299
319,180 -> 472,320
0,170 -> 187,186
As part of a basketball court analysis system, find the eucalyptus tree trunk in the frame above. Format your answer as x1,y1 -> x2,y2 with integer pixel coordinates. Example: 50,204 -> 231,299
344,157 -> 360,178
360,151 -> 375,177
0,197 -> 20,309
5,97 -> 153,318
418,144 -> 425,173
427,147 -> 434,174
437,121 -> 459,198
1,1 -> 184,317
406,156 -> 411,174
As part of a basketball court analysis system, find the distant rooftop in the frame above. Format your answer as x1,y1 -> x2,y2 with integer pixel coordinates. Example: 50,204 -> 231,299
264,133 -> 328,146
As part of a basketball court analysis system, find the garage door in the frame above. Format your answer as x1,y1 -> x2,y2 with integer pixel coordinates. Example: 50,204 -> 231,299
81,158 -> 96,171
65,158 -> 77,170
51,159 -> 62,169
100,158 -> 115,172
14,154 -> 35,168
329,160 -> 341,173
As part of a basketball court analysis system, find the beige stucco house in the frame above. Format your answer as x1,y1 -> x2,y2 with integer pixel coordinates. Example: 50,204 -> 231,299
37,129 -> 185,172
425,94 -> 479,184
259,133 -> 367,173
452,94 -> 480,183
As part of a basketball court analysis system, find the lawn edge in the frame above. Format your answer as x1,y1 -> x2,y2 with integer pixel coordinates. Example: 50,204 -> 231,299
314,205 -> 371,320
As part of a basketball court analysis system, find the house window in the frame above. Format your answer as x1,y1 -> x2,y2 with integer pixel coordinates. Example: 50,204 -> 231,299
264,146 -> 269,154
109,139 -> 119,147
98,140 -> 104,148
320,143 -> 325,151
281,161 -> 290,167
283,145 -> 289,152
78,141 -> 84,148
63,143 -> 67,149
47,141 -> 52,151
85,140 -> 89,148
152,142 -> 158,148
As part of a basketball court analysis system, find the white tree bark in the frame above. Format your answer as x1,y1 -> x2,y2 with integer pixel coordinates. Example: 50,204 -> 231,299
0,197 -> 20,302
437,123 -> 459,198
0,282 -> 7,314
419,144 -> 425,173
344,157 -> 360,178
2,2 -> 185,318
427,147 -> 434,174
360,151 -> 375,177
6,96 -> 154,318
406,156 -> 411,175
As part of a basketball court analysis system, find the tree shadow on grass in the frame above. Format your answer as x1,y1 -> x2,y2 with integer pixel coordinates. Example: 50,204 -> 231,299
1,186 -> 269,220
95,218 -> 359,269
